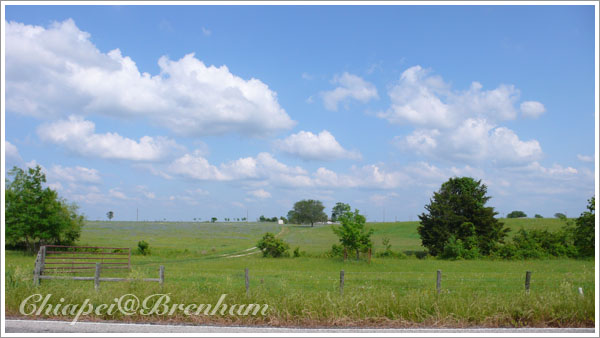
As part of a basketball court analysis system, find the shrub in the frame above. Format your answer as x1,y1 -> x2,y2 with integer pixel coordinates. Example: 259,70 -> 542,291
507,210 -> 527,218
328,244 -> 345,258
137,240 -> 150,255
256,232 -> 290,257
440,236 -> 480,260
492,228 -> 577,259
534,214 -> 543,218
293,247 -> 301,258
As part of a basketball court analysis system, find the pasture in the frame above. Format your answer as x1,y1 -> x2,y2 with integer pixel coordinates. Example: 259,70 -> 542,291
4,218 -> 595,327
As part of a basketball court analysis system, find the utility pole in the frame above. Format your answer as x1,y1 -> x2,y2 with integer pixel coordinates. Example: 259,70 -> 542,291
383,207 -> 385,223
246,209 -> 249,223
136,208 -> 139,222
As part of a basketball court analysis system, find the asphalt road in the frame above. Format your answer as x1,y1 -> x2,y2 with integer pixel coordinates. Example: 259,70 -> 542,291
4,319 -> 596,334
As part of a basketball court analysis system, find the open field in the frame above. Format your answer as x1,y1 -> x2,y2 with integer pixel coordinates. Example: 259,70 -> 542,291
4,219 -> 595,327
78,217 -> 570,255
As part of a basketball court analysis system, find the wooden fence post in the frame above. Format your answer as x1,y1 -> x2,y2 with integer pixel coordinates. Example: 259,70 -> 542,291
340,270 -> 345,296
525,271 -> 531,293
40,246 -> 46,275
368,248 -> 372,264
33,251 -> 41,286
436,270 -> 442,294
245,268 -> 249,296
94,263 -> 101,291
128,248 -> 132,270
159,265 -> 165,286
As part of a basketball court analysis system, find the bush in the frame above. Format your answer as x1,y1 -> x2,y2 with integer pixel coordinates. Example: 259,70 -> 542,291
374,237 -> 407,259
328,244 -> 345,258
440,236 -> 480,260
137,240 -> 150,255
256,232 -> 290,257
534,214 -> 543,218
293,247 -> 301,258
492,228 -> 577,259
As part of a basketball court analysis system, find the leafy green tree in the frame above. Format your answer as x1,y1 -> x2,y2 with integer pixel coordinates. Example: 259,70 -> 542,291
211,217 -> 217,223
256,232 -> 290,257
574,197 -> 595,257
507,210 -> 527,218
288,199 -> 327,227
5,166 -> 85,253
286,210 -> 298,224
534,214 -> 543,218
331,202 -> 351,222
554,213 -> 567,219
332,209 -> 373,260
106,211 -> 114,221
417,177 -> 509,256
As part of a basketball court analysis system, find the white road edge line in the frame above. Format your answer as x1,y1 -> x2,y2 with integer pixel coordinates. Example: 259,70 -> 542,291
5,320 -> 596,332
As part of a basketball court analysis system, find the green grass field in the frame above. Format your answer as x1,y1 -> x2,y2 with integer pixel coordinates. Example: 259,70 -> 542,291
4,218 -> 595,327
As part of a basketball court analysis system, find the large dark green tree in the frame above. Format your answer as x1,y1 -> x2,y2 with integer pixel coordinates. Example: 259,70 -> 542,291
417,177 -> 509,256
574,197 -> 595,257
5,166 -> 85,253
288,199 -> 327,227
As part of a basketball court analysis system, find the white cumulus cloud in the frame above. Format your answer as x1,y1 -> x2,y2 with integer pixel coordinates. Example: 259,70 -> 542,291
384,66 -> 545,167
379,66 -> 522,128
6,19 -> 295,137
520,101 -> 546,118
37,115 -> 184,161
321,72 -> 378,111
577,154 -> 594,163
108,188 -> 128,200
5,141 -> 22,163
49,165 -> 101,184
275,130 -> 361,161
398,118 -> 542,166
248,189 -> 271,199
167,151 -> 310,187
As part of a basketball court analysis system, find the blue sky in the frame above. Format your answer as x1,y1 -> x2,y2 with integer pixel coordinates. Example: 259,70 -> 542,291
3,4 -> 597,222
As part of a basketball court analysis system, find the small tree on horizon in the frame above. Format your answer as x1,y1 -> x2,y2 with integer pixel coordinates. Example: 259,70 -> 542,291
288,199 -> 327,227
554,212 -> 567,219
106,211 -> 114,221
507,210 -> 527,218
